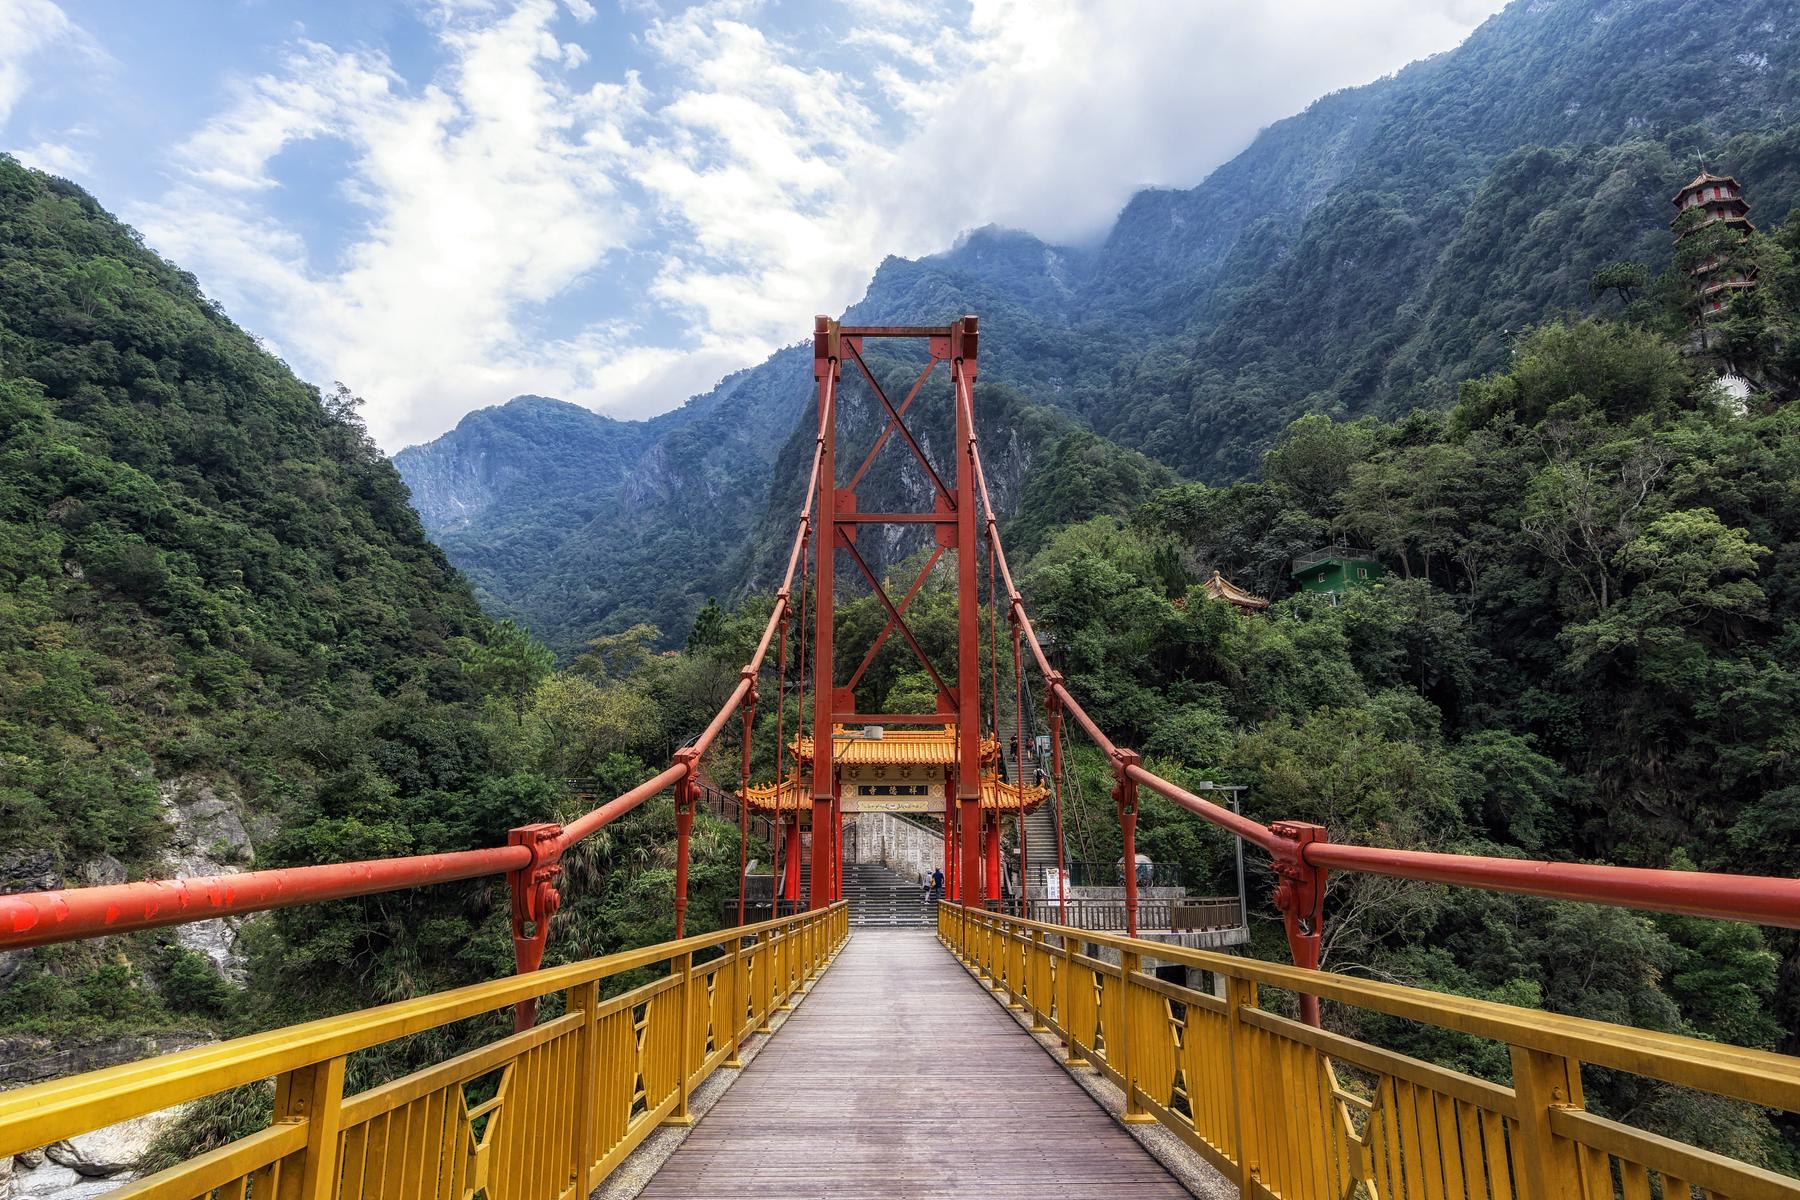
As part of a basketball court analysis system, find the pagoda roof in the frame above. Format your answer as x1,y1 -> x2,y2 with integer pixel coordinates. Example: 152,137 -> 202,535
1673,172 -> 1743,204
1672,208 -> 1755,232
743,771 -> 1047,815
1200,570 -> 1270,611
790,726 -> 998,767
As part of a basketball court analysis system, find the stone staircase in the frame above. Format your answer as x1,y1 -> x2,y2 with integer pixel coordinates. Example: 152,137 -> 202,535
996,701 -> 1060,900
845,861 -> 932,927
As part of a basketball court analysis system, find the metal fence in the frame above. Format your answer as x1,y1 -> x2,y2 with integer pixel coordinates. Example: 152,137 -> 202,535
1066,859 -> 1184,889
1019,896 -> 1242,932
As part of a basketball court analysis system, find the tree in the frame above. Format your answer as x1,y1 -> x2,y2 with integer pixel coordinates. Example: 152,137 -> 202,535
1261,413 -> 1375,514
686,598 -> 727,651
460,620 -> 554,725
1589,261 -> 1648,306
1563,508 -> 1769,677
572,624 -> 660,682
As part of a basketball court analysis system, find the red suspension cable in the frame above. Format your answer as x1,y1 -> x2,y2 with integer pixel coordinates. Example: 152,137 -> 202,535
1013,620 -> 1027,918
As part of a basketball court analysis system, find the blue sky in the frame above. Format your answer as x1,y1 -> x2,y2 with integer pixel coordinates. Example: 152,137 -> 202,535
1,0 -> 1506,449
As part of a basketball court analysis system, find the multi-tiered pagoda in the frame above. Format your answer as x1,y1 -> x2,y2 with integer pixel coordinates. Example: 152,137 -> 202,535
1672,171 -> 1757,314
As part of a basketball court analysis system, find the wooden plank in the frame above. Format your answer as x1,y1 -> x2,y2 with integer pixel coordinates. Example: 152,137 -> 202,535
635,931 -> 1192,1198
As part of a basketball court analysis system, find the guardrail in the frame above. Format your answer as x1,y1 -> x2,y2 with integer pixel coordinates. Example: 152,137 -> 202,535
941,904 -> 1800,1200
0,904 -> 848,1198
1021,897 -> 1243,932
1067,860 -> 1184,889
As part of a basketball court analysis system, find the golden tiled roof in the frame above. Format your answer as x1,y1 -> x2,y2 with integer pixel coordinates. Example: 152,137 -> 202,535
790,726 -> 998,767
1201,570 -> 1270,611
743,771 -> 1046,815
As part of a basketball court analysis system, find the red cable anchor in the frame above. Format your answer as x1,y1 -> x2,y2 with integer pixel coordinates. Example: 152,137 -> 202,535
1270,819 -> 1329,1027
506,822 -> 564,1031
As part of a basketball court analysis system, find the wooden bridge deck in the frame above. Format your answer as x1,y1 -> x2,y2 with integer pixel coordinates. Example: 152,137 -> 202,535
636,929 -> 1192,1199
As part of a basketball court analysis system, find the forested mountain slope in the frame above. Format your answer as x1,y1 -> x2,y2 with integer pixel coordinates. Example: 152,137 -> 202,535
397,0 -> 1800,653
1088,0 -> 1800,476
0,158 -> 751,1074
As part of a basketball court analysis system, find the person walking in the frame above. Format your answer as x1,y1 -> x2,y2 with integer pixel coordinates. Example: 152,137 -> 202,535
931,866 -> 944,900
919,868 -> 932,904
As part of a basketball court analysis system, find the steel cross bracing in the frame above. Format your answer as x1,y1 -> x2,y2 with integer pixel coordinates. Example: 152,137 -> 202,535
808,317 -> 989,915
1,310 -> 1798,1013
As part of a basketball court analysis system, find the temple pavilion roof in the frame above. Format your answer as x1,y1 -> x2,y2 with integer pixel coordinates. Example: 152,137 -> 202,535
1200,570 -> 1270,612
1673,172 -> 1742,204
790,726 -> 998,767
743,771 -> 1048,815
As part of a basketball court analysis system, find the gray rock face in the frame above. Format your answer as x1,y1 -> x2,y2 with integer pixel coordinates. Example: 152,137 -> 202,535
44,1141 -> 130,1178
9,1111 -> 182,1199
0,1032 -> 211,1088
0,849 -> 60,895
70,856 -> 125,887
158,779 -> 255,978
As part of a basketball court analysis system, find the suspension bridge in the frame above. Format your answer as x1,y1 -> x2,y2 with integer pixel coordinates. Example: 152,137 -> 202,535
2,318 -> 1798,1199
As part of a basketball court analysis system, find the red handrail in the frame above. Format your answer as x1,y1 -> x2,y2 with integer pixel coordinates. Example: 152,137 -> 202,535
0,846 -> 531,949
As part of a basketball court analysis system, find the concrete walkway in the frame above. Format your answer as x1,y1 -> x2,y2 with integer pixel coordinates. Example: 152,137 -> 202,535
636,929 -> 1191,1199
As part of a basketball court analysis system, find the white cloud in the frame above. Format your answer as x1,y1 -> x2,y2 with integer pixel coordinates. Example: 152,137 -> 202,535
127,0 -> 1505,449
0,0 -> 74,126
14,138 -> 88,176
137,0 -> 641,448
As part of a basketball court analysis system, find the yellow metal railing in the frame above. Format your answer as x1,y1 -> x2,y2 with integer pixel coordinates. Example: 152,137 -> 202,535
0,903 -> 848,1199
941,904 -> 1800,1200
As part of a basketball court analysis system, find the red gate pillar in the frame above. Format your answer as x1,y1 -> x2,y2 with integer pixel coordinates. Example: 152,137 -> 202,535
809,317 -> 838,912
952,316 -> 984,908
783,817 -> 802,902
984,813 -> 1001,901
942,774 -> 956,901
832,797 -> 844,902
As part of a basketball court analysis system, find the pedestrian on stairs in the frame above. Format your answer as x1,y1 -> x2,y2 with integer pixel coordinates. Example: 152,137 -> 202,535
931,866 -> 944,900
919,869 -> 932,904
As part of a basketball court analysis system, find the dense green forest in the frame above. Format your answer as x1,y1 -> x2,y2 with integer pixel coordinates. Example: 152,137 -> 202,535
0,156 -> 755,1082
1013,215 -> 1800,1162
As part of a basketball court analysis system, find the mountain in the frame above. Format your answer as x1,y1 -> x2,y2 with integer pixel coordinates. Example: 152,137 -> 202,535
395,353 -> 812,652
396,0 -> 1800,652
0,154 -> 554,1043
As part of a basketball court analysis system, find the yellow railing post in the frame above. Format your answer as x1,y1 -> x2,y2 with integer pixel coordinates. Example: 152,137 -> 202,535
669,950 -> 696,1127
570,979 -> 600,1193
756,930 -> 776,1033
273,1055 -> 344,1200
724,940 -> 747,1069
1224,974 -> 1258,1193
1118,947 -> 1154,1124
1005,926 -> 1025,1010
1510,1045 -> 1587,1200
1063,932 -> 1088,1069
1027,929 -> 1050,1032
773,922 -> 791,1011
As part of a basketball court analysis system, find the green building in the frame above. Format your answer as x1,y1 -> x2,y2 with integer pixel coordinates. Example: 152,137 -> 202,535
1290,547 -> 1384,598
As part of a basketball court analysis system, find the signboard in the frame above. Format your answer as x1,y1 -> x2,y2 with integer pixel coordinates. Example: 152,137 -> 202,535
850,797 -> 937,814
